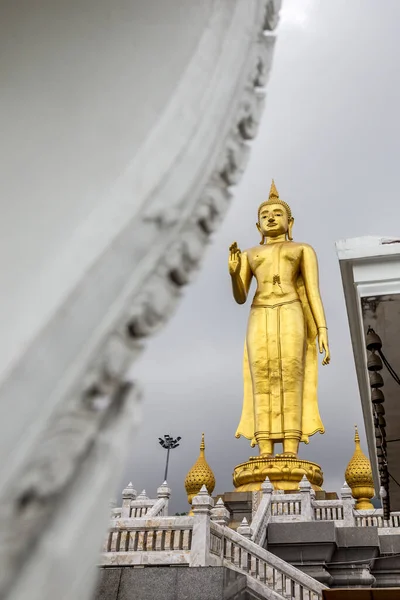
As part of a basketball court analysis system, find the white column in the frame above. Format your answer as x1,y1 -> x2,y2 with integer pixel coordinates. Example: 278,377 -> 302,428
121,482 -> 136,518
341,482 -> 356,526
189,485 -> 214,567
211,498 -> 230,526
251,476 -> 273,542
299,475 -> 314,521
261,476 -> 274,496
237,517 -> 252,539
157,481 -> 171,516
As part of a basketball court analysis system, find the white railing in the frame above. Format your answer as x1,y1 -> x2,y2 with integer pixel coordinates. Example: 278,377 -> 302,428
355,514 -> 385,527
129,502 -> 155,517
355,510 -> 400,528
103,482 -> 400,598
251,481 -> 273,545
101,485 -> 328,598
146,497 -> 168,517
120,482 -> 171,518
102,516 -> 193,566
266,482 -> 400,527
210,521 -> 326,600
389,513 -> 400,527
271,495 -> 302,518
313,501 -> 344,522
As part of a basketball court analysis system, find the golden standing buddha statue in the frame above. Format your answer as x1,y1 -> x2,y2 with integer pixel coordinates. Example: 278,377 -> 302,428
229,181 -> 330,491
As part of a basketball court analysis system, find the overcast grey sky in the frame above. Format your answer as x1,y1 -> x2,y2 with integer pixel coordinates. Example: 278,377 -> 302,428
123,0 -> 400,513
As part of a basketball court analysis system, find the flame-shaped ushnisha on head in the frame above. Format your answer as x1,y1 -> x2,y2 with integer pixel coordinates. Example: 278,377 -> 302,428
345,425 -> 375,510
184,433 -> 216,505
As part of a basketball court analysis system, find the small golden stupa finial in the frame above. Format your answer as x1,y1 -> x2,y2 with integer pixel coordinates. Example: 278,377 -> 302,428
184,433 -> 216,506
345,425 -> 374,510
269,179 -> 279,200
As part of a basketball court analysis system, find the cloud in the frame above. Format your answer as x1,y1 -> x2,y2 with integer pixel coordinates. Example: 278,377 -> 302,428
119,0 -> 400,514
280,0 -> 315,30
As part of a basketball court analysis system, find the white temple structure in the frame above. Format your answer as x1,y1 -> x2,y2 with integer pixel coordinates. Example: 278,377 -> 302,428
336,236 -> 400,514
95,477 -> 400,599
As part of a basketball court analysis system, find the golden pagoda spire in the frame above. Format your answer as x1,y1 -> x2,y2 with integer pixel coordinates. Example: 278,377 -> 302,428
345,425 -> 374,510
184,433 -> 216,505
355,425 -> 360,445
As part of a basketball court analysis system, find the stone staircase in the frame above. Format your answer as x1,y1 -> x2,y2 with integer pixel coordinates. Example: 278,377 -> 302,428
100,484 -> 326,599
209,519 -> 325,599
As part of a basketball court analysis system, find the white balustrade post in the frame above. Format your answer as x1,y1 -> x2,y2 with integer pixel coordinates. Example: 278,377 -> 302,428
137,489 -> 148,501
260,476 -> 274,520
157,481 -> 171,516
251,476 -> 273,543
299,475 -> 314,521
341,482 -> 356,526
211,498 -> 230,526
135,489 -> 149,514
261,476 -> 274,496
237,517 -> 252,539
121,482 -> 136,518
190,485 -> 214,567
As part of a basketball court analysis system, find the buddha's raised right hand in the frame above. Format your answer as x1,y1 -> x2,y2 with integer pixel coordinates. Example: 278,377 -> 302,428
229,242 -> 241,276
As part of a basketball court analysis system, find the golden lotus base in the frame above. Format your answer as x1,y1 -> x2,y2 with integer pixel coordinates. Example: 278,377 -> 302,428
233,455 -> 324,492
352,487 -> 375,510
355,499 -> 374,510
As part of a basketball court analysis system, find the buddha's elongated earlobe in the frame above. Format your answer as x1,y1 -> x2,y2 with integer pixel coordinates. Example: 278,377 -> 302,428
256,222 -> 265,245
287,218 -> 294,241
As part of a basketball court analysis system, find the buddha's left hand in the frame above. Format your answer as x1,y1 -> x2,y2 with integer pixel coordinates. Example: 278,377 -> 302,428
318,329 -> 330,365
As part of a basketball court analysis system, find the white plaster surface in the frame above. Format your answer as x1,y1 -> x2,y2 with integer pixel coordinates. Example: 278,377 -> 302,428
0,0 -> 214,381
0,0 -> 273,497
7,382 -> 139,600
0,1 -> 282,598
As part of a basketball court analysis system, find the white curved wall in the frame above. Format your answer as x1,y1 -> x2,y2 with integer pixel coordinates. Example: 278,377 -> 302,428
0,1 -> 282,598
0,0 -> 213,380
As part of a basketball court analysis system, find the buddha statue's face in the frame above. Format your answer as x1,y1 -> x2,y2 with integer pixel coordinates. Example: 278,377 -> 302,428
258,203 -> 289,238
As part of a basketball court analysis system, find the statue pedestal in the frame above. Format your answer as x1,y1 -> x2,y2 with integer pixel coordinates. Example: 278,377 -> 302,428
233,455 -> 324,492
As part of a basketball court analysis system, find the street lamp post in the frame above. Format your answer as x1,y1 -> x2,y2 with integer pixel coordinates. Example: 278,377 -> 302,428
159,434 -> 181,482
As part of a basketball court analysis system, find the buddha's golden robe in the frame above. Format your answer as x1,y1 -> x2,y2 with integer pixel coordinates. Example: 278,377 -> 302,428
235,242 -> 325,446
